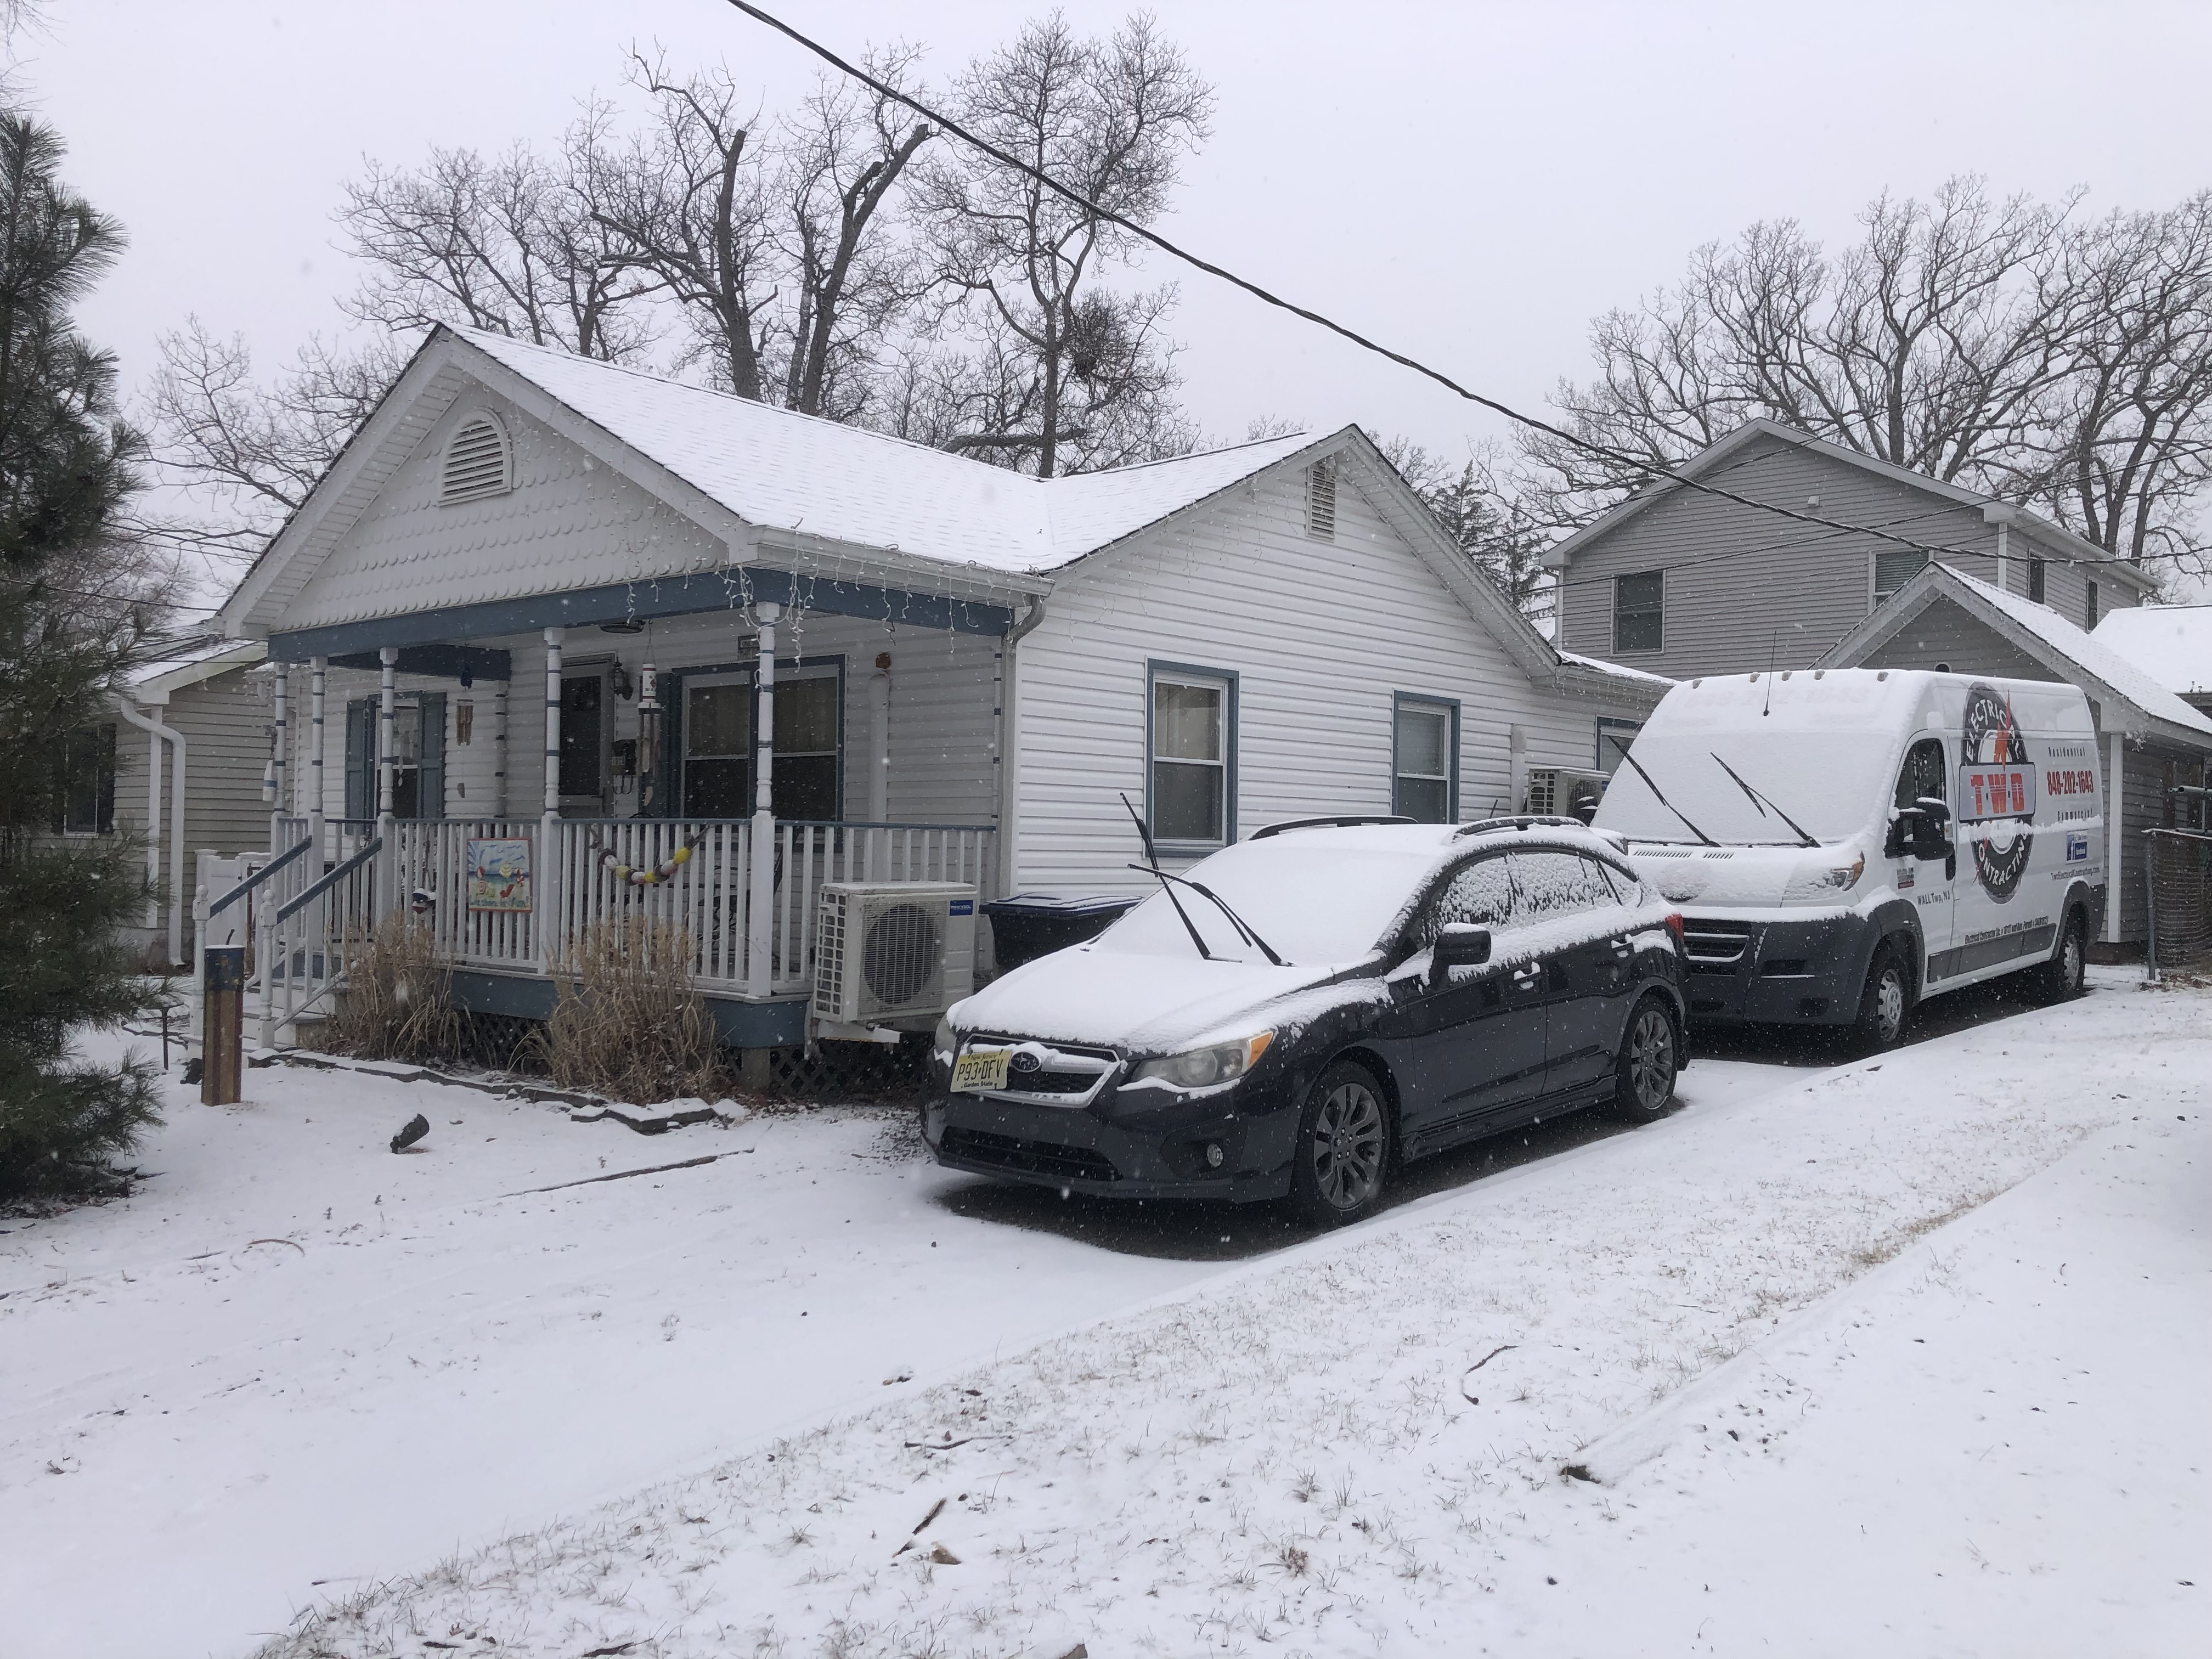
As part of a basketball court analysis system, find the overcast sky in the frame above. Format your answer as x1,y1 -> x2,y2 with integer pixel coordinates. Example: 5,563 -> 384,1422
24,0 -> 2212,573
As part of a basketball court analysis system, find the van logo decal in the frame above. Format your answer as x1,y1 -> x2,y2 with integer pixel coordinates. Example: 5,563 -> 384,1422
2066,831 -> 2089,862
1961,683 -> 2034,903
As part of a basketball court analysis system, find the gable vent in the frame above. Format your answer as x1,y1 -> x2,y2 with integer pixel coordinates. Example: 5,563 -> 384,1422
440,413 -> 512,505
1305,458 -> 1337,541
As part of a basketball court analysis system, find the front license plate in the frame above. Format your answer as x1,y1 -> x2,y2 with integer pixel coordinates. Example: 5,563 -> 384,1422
952,1046 -> 1012,1093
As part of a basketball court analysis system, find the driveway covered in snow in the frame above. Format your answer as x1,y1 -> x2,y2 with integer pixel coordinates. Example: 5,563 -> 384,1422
4,972 -> 2204,1658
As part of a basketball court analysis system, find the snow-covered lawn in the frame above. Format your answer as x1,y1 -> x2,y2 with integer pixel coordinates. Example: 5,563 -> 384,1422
4,973 -> 2204,1657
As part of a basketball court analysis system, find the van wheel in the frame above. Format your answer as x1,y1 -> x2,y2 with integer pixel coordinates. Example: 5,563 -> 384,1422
1288,1060 -> 1391,1228
2032,909 -> 2087,1004
1613,997 -> 1680,1122
1847,944 -> 1911,1056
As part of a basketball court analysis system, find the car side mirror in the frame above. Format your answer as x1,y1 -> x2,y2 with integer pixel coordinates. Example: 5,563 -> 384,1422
1431,923 -> 1492,984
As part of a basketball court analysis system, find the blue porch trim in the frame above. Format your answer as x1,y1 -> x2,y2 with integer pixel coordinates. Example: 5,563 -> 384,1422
269,569 -> 1015,662
329,643 -> 511,681
450,969 -> 811,1049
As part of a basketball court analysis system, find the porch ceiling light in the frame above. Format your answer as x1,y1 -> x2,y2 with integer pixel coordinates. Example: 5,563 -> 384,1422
600,619 -> 644,635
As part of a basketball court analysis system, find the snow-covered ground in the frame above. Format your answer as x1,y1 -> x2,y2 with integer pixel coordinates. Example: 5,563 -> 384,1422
3,972 -> 2204,1657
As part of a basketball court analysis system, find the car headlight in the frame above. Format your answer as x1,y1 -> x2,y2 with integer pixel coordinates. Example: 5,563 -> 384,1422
1784,850 -> 1864,900
932,1014 -> 956,1059
1131,1031 -> 1275,1090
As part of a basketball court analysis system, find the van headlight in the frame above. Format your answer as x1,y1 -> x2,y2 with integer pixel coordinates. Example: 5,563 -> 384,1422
1784,850 -> 1864,901
1131,1031 -> 1275,1091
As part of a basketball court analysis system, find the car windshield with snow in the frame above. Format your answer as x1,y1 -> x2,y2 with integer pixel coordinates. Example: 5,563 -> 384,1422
927,818 -> 1688,1225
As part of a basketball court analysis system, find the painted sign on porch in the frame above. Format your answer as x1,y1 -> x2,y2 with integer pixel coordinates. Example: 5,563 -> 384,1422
465,838 -> 533,911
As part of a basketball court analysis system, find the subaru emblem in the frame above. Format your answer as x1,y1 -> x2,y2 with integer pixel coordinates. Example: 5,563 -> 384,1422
1010,1051 -> 1041,1074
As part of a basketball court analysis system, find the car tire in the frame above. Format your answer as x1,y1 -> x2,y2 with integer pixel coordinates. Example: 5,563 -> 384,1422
2031,907 -> 2087,1005
1288,1059 -> 1392,1229
1612,996 -> 1680,1122
1847,941 -> 1911,1056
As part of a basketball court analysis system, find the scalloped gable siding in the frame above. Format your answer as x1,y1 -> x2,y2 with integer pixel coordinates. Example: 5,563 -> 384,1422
281,396 -> 727,634
1012,464 -> 1633,892
1555,437 -> 2029,679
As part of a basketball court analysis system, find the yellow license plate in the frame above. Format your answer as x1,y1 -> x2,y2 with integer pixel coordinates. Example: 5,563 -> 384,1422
952,1046 -> 1012,1093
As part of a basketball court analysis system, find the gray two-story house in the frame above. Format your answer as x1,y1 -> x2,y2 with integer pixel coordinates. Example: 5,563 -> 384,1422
1546,417 -> 2159,689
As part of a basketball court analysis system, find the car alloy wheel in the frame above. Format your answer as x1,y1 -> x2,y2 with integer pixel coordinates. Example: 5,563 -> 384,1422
1626,1003 -> 1676,1114
1310,1078 -> 1386,1213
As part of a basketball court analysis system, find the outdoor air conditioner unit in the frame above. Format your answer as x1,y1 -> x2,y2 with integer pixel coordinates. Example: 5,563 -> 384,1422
812,881 -> 977,1026
1525,766 -> 1613,822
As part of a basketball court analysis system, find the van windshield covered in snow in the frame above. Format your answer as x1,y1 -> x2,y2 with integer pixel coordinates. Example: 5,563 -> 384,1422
1097,831 -> 1456,964
1595,735 -> 1899,845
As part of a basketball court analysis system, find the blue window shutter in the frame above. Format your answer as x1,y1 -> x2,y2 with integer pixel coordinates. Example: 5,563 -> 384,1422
416,693 -> 446,819
345,699 -> 371,820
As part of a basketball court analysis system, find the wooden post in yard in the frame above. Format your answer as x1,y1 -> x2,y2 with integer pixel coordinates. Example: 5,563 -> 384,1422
202,945 -> 245,1105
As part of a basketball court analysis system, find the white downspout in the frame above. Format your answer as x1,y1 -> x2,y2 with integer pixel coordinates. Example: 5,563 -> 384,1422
997,600 -> 1048,899
2106,729 -> 2125,944
116,695 -> 188,967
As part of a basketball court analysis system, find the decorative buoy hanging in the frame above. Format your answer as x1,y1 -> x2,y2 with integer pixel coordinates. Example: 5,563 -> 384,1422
584,827 -> 706,887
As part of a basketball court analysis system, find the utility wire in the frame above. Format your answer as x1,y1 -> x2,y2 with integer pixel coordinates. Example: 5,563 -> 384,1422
722,0 -> 2194,577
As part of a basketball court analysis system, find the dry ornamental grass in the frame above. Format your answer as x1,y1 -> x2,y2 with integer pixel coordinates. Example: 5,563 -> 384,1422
533,920 -> 726,1104
320,914 -> 462,1063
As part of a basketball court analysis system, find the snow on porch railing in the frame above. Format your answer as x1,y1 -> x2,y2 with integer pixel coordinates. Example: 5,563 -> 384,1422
544,817 -> 997,996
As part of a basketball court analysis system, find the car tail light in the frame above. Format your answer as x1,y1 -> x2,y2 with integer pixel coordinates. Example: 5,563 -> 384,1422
1664,912 -> 1686,946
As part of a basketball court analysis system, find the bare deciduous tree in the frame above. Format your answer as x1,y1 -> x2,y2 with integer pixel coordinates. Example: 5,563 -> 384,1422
1525,177 -> 2212,574
912,11 -> 1211,476
142,320 -> 400,567
340,121 -> 658,362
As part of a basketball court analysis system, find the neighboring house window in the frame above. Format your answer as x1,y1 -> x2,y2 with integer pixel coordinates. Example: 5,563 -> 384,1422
439,411 -> 512,504
2028,557 -> 2046,602
676,662 -> 843,820
2086,580 -> 2100,630
1596,717 -> 1642,775
1149,663 -> 1235,847
1305,458 -> 1337,541
1872,547 -> 1928,607
55,725 -> 115,834
1392,695 -> 1458,823
1613,571 -> 1664,653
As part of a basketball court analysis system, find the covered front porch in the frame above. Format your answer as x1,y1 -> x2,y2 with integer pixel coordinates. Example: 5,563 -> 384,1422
246,568 -> 1020,1051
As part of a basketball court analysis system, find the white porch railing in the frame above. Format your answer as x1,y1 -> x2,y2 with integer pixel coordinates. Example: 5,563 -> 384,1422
387,816 -> 997,997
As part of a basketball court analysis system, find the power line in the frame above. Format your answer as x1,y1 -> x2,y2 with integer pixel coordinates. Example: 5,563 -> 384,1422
722,0 -> 2197,577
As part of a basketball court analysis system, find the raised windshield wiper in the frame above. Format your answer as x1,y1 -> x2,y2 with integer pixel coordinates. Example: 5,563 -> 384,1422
1120,792 -> 1214,960
1709,752 -> 1819,848
1123,864 -> 1290,967
1615,748 -> 1718,847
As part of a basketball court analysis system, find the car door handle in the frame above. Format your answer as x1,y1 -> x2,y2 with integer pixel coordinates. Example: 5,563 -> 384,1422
1511,964 -> 1542,988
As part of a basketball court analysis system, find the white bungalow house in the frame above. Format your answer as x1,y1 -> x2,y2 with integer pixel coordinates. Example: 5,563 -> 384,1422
212,325 -> 1661,1056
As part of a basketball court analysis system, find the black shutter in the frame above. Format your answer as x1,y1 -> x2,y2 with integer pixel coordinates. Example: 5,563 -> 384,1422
416,693 -> 446,819
345,699 -> 372,820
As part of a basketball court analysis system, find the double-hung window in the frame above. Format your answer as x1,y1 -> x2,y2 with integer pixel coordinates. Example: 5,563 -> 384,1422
1874,547 -> 1928,608
679,663 -> 843,820
1392,695 -> 1457,823
1613,571 -> 1664,653
1149,664 -> 1234,848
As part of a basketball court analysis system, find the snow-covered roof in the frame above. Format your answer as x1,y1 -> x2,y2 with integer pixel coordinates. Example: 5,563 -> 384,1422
1824,565 -> 2212,745
2093,605 -> 2212,698
458,330 -> 1320,577
123,637 -> 266,698
1557,648 -> 1675,689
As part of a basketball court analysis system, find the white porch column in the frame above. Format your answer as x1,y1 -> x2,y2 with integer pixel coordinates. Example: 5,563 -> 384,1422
539,628 -> 564,973
747,603 -> 782,998
376,646 -> 398,916
306,657 -> 326,845
2106,729 -> 2125,944
868,652 -> 892,824
269,662 -> 289,851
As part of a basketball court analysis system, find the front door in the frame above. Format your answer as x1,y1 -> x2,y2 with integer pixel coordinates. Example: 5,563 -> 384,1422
1510,848 -> 1639,1100
560,672 -> 608,813
1383,851 -> 1550,1153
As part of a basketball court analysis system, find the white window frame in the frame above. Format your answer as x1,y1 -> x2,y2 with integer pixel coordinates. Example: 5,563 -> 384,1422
1391,693 -> 1458,823
1147,662 -> 1237,852
1612,569 -> 1665,654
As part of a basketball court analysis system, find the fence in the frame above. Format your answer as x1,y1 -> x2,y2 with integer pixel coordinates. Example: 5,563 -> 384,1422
2145,827 -> 2212,978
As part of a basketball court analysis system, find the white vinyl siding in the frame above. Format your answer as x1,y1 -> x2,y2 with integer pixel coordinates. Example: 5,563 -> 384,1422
1011,456 -> 1647,890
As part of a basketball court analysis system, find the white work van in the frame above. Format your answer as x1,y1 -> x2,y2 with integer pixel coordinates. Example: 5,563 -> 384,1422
1592,668 -> 2103,1051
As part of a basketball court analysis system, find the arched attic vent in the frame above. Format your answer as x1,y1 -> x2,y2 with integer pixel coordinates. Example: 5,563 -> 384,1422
439,410 -> 513,504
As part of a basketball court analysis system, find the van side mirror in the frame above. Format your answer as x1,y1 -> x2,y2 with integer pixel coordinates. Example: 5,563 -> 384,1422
1914,796 -> 1953,826
1431,923 -> 1492,984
